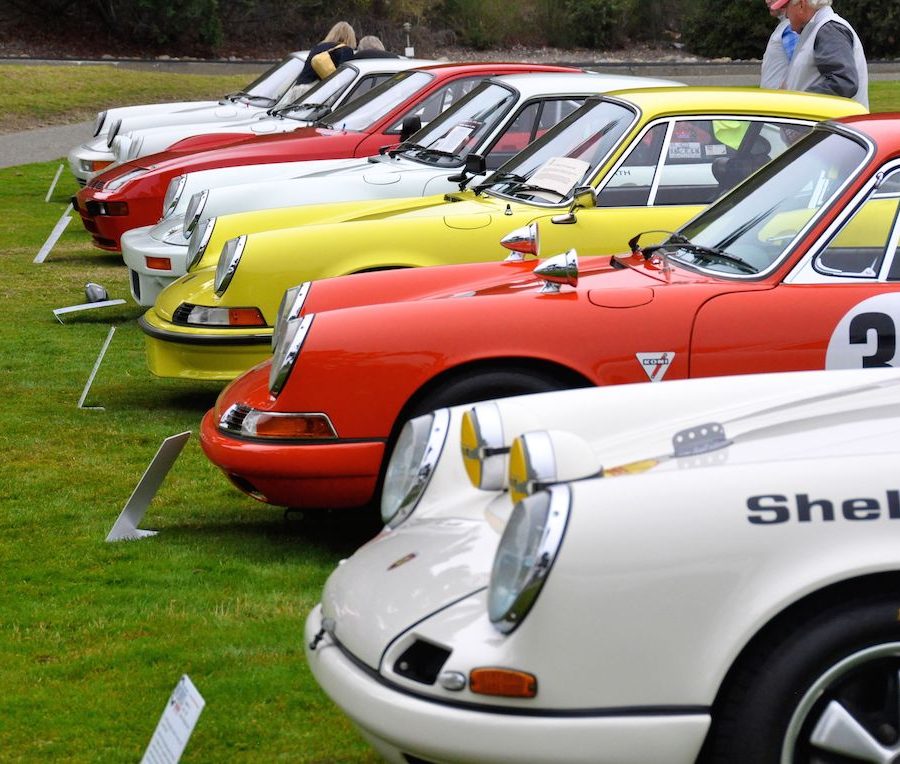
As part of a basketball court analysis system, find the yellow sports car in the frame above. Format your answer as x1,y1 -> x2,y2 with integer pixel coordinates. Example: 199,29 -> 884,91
140,88 -> 865,380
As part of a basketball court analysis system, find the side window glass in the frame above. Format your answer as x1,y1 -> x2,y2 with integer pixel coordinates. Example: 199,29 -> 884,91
484,102 -> 540,170
653,119 -> 813,206
344,74 -> 393,102
818,168 -> 900,280
595,122 -> 667,208
388,77 -> 484,132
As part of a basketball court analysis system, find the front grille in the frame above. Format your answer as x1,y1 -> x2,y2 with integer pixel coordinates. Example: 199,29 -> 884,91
87,177 -> 104,190
393,640 -> 451,685
219,403 -> 251,434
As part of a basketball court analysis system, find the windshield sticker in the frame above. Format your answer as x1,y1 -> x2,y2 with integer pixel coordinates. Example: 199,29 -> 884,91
529,157 -> 591,197
826,294 -> 900,369
705,144 -> 727,157
668,142 -> 702,160
636,352 -> 675,382
430,122 -> 479,154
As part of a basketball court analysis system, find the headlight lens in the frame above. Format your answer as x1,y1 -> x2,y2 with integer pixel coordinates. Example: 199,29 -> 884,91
163,175 -> 187,218
219,404 -> 337,440
103,167 -> 149,191
380,409 -> 450,527
187,216 -> 216,271
183,189 -> 209,238
93,110 -> 107,137
174,303 -> 267,327
508,431 -> 556,504
461,402 -> 507,490
271,282 -> 311,351
214,235 -> 247,296
488,484 -> 570,634
269,313 -> 314,396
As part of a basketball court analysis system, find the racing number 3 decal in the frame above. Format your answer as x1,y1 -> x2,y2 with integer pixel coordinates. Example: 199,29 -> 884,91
827,294 -> 900,369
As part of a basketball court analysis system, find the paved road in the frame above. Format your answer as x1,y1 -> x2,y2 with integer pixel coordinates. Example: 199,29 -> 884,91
3,58 -> 898,170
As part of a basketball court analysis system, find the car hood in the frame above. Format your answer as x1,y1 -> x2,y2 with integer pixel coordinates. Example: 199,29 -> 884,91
320,508 -> 508,669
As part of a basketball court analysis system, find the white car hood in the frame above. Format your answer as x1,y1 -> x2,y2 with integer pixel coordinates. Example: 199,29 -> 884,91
321,515 -> 502,669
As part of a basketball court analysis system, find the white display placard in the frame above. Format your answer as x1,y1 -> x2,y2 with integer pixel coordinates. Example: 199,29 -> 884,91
34,204 -> 73,264
45,163 -> 65,202
527,157 -> 591,197
141,675 -> 205,764
53,299 -> 126,323
78,325 -> 116,410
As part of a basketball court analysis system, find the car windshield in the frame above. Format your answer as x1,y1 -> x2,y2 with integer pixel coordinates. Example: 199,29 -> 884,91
233,54 -> 306,106
273,65 -> 358,119
398,82 -> 517,167
483,98 -> 636,205
321,71 -> 433,132
660,130 -> 869,276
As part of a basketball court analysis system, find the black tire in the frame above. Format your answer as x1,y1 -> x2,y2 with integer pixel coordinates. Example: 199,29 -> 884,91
406,367 -> 576,420
705,596 -> 900,763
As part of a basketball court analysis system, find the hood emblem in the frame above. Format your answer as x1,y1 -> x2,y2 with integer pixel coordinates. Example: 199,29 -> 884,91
636,352 -> 674,382
387,553 -> 417,571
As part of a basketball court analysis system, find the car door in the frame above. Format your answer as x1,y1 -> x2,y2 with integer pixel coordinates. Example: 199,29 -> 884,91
538,115 -> 814,258
689,163 -> 900,377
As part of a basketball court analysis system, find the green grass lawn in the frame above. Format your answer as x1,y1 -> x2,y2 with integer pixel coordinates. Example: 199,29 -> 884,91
0,161 -> 381,760
2,64 -> 900,762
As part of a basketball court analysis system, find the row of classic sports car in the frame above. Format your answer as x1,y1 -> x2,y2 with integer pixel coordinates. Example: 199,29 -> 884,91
64,54 -> 900,762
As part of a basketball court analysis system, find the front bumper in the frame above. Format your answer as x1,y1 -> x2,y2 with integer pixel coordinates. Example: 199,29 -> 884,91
121,225 -> 190,306
73,190 -> 160,253
200,409 -> 385,507
139,309 -> 271,381
304,604 -> 710,764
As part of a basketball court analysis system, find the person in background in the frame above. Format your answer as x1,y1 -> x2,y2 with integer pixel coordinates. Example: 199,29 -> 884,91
769,0 -> 868,107
295,21 -> 357,85
354,35 -> 400,59
761,0 -> 799,88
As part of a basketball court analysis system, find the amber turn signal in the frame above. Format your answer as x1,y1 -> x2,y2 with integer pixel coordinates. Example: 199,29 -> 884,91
145,256 -> 172,271
469,668 -> 537,698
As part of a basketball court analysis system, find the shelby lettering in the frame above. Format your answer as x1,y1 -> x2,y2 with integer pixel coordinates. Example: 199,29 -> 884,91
747,491 -> 900,524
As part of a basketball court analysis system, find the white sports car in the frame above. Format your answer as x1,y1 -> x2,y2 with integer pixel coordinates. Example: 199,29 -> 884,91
306,366 -> 900,763
68,50 -> 309,184
108,58 -> 436,167
120,71 -> 680,305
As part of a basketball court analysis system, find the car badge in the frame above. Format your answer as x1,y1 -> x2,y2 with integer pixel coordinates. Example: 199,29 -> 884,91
387,553 -> 417,571
636,352 -> 674,382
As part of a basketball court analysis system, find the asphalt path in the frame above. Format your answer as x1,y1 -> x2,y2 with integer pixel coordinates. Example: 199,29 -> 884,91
3,59 -> 899,170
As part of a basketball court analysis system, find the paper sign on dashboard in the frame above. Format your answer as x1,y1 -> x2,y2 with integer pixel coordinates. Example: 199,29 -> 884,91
528,157 -> 591,197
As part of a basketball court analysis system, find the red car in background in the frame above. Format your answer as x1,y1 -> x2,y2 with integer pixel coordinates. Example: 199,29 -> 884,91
201,114 -> 900,509
73,62 -> 577,251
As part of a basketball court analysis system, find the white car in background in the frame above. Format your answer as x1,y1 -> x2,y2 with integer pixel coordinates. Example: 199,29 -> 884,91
109,57 -> 437,167
68,50 -> 309,184
306,366 -> 900,763
121,70 -> 680,305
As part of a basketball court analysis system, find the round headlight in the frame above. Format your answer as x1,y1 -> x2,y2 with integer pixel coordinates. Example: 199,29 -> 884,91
272,282 -> 311,351
269,313 -> 314,396
381,409 -> 450,527
106,118 -> 122,148
488,484 -> 571,634
461,402 -> 506,491
187,216 -> 216,271
214,235 -> 247,296
163,175 -> 187,218
183,189 -> 209,238
93,110 -> 107,137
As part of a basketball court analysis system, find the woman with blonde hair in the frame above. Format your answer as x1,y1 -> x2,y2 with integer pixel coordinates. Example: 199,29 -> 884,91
295,21 -> 357,85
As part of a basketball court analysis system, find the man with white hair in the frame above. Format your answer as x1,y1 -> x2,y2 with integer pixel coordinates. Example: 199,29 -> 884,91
761,0 -> 798,88
768,0 -> 868,107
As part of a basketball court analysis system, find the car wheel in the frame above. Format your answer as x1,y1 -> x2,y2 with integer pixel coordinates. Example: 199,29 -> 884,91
408,367 -> 578,419
705,596 -> 900,763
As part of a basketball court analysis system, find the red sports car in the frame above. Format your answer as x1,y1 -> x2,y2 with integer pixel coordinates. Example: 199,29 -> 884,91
201,113 -> 900,509
73,62 -> 576,251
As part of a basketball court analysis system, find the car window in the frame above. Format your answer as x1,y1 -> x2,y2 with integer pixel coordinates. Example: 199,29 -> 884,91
387,76 -> 486,133
596,122 -> 668,207
815,166 -> 900,280
343,73 -> 394,102
323,71 -> 433,132
484,98 -> 585,170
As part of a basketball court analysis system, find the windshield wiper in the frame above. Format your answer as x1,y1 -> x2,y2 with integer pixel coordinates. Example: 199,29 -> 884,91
510,183 -> 568,201
387,142 -> 458,161
474,170 -> 527,194
645,238 -> 758,274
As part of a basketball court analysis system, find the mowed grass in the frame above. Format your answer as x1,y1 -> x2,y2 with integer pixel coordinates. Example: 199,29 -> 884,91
0,162 -> 381,759
0,65 -> 252,133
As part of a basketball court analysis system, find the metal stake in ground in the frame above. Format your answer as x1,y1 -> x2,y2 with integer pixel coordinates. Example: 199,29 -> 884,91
106,431 -> 192,542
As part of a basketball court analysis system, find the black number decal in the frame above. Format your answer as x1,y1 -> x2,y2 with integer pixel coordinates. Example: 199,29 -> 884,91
849,312 -> 896,367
